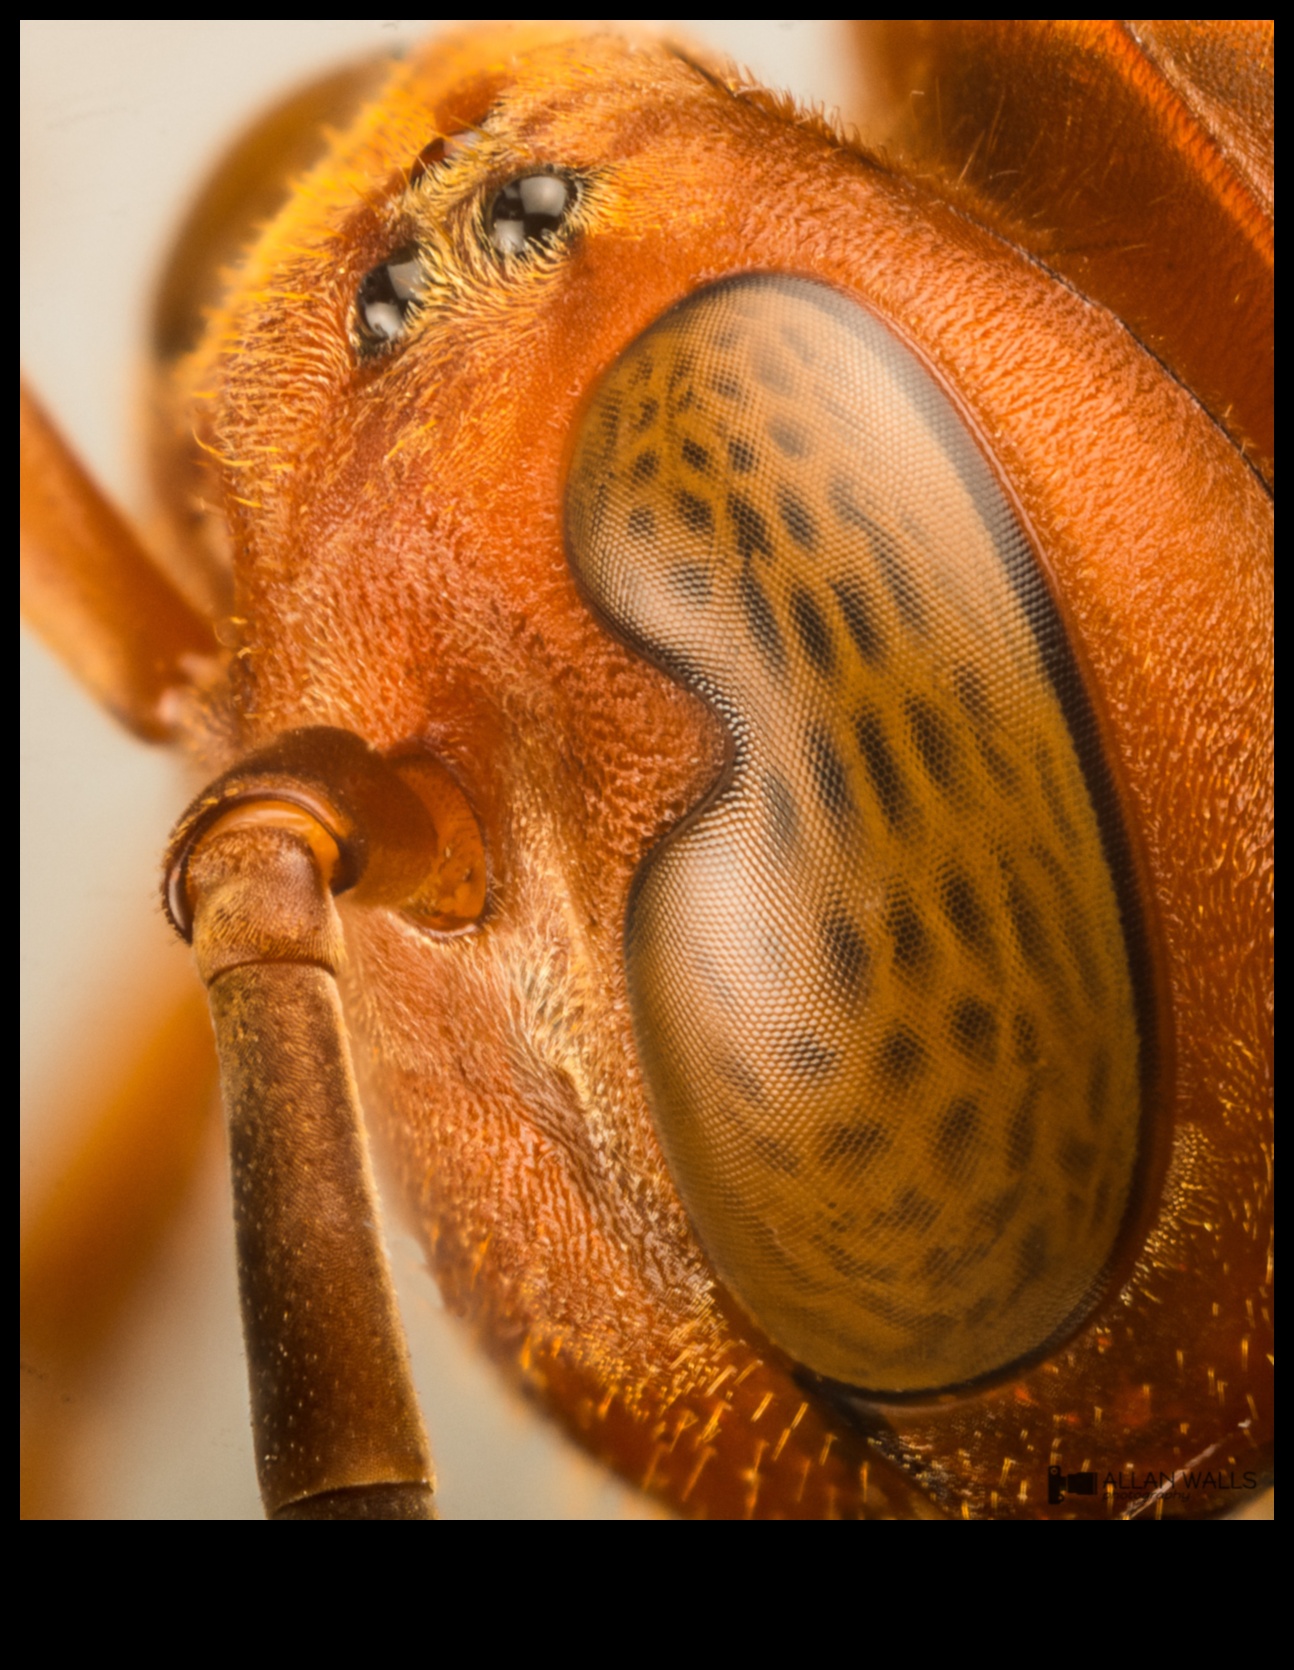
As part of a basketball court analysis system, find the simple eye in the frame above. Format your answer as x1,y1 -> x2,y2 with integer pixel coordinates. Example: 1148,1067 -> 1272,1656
355,245 -> 424,348
488,173 -> 575,255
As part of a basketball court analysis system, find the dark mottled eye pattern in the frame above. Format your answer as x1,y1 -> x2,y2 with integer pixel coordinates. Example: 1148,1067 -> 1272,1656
489,172 -> 575,255
355,244 -> 424,348
567,275 -> 1148,1395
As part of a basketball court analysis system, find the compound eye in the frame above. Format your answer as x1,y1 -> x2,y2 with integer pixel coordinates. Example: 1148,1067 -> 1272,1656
566,275 -> 1150,1397
488,173 -> 575,255
355,245 -> 423,348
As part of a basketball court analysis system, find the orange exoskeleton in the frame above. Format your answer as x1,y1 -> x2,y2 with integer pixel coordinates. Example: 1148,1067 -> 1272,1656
22,21 -> 1272,1518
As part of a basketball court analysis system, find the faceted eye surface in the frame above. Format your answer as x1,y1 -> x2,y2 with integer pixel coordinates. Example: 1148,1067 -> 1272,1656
488,173 -> 575,255
355,245 -> 423,348
566,275 -> 1150,1396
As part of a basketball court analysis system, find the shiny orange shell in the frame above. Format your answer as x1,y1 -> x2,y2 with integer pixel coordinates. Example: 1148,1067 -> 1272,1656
21,21 -> 1271,1518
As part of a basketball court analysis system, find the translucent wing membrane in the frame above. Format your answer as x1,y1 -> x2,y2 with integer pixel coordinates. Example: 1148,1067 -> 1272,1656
567,276 -> 1145,1392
